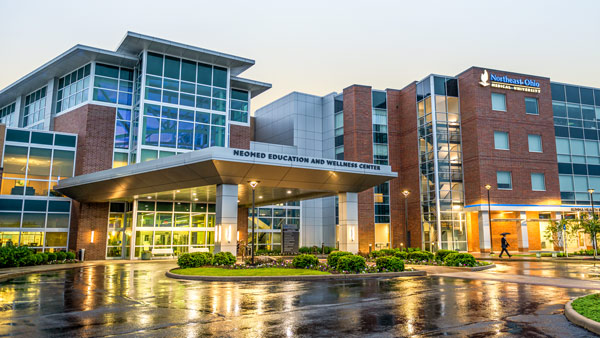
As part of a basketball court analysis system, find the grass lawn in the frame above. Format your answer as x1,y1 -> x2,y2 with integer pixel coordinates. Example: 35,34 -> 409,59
572,294 -> 600,322
172,267 -> 331,276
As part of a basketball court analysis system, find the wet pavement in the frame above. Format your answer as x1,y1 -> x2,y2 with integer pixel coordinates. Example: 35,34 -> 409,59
0,261 -> 596,337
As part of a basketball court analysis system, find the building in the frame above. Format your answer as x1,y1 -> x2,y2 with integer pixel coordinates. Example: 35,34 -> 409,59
0,32 -> 598,259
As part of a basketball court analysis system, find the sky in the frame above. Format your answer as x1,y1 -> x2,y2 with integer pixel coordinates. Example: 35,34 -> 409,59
1,0 -> 599,112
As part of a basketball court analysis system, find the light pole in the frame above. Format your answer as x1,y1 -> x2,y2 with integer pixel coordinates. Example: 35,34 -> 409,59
249,181 -> 259,264
485,184 -> 493,254
589,188 -> 596,219
402,190 -> 410,248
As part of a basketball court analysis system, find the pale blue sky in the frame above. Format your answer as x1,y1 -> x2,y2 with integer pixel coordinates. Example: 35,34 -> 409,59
1,0 -> 599,111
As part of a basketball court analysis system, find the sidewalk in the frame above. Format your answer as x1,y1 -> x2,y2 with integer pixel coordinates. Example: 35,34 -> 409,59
471,252 -> 600,263
0,259 -> 176,282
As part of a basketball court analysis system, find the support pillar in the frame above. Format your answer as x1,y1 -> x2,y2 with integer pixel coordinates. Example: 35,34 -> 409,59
338,192 -> 359,254
478,210 -> 491,253
517,211 -> 529,252
214,184 -> 238,255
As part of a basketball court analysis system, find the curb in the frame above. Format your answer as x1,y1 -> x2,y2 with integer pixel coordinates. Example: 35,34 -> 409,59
478,257 -> 600,263
470,264 -> 496,271
166,269 -> 427,281
565,297 -> 600,335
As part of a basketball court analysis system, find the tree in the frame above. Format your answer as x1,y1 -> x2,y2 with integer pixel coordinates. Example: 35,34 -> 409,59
574,214 -> 600,259
544,217 -> 577,255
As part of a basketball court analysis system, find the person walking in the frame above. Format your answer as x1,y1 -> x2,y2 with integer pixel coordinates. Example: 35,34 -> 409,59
499,233 -> 511,258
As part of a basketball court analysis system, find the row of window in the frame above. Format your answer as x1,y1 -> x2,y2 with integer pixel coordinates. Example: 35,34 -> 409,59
491,92 -> 538,115
56,64 -> 91,113
496,171 -> 546,191
493,132 -> 543,152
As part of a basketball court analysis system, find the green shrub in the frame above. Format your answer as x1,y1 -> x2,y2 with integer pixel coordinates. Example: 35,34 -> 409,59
336,255 -> 366,273
327,251 -> 352,267
298,246 -> 311,254
408,251 -> 433,262
39,252 -> 49,264
177,252 -> 213,268
0,246 -> 35,268
404,247 -> 421,253
393,251 -> 408,260
47,252 -> 57,262
435,250 -> 458,262
66,252 -> 76,260
213,252 -> 236,266
56,251 -> 67,261
375,256 -> 405,272
292,254 -> 319,268
444,253 -> 477,267
323,246 -> 336,254
574,249 -> 594,256
34,253 -> 45,265
370,249 -> 398,258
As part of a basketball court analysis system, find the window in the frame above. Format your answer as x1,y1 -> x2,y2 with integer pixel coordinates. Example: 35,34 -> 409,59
528,134 -> 542,153
497,171 -> 512,190
56,64 -> 91,113
93,63 -> 133,105
230,89 -> 249,123
491,93 -> 506,111
531,173 -> 546,191
525,97 -> 538,115
494,131 -> 509,150
23,87 -> 47,127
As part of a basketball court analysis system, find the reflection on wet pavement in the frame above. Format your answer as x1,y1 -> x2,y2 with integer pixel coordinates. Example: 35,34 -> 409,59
490,260 -> 600,281
0,261 -> 595,337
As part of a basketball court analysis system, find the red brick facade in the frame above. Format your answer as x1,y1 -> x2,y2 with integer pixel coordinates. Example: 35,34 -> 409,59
53,104 -> 116,259
229,124 -> 251,149
459,68 -> 561,207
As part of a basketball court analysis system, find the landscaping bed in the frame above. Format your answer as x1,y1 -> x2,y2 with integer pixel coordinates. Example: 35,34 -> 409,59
0,245 -> 79,268
565,294 -> 600,335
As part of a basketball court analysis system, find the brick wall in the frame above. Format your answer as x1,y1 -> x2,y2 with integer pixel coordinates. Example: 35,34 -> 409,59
459,68 -> 560,206
229,124 -> 251,149
53,104 -> 115,258
343,85 -> 375,253
53,104 -> 116,175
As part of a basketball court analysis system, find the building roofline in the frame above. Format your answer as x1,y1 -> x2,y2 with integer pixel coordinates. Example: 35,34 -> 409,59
455,66 -> 550,80
116,31 -> 255,76
230,76 -> 272,98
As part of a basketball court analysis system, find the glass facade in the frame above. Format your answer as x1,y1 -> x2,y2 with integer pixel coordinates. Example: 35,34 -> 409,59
93,63 -> 134,106
56,64 -> 91,113
417,75 -> 465,251
0,102 -> 17,127
334,95 -> 344,160
248,202 -> 300,251
23,87 -> 47,129
230,88 -> 249,124
552,83 -> 600,204
132,200 -> 216,257
0,128 -> 76,252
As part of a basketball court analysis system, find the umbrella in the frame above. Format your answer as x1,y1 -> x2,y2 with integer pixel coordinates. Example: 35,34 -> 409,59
500,232 -> 510,236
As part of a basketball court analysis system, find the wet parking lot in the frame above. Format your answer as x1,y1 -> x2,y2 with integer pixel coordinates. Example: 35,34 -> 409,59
0,261 -> 596,337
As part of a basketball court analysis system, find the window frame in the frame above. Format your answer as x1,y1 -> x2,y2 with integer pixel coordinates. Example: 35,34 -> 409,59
496,171 -> 512,190
525,97 -> 539,115
491,92 -> 507,112
493,131 -> 510,150
531,172 -> 546,191
528,134 -> 543,153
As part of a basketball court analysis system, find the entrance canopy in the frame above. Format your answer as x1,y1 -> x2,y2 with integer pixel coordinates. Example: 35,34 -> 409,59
54,147 -> 397,206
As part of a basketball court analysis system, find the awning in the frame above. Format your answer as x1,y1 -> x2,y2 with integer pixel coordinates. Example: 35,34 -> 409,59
54,147 -> 397,206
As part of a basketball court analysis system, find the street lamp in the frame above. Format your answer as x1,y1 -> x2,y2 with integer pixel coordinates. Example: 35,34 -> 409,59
402,190 -> 410,248
249,181 -> 259,264
589,188 -> 596,219
485,184 -> 493,254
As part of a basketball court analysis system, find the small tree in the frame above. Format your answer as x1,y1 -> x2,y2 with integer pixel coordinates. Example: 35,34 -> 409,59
544,218 -> 577,255
574,214 -> 600,259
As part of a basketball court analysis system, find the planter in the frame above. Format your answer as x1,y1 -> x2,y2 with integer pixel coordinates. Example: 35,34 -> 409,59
141,251 -> 152,260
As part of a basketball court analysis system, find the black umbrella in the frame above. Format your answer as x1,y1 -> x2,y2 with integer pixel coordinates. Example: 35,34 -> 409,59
500,232 -> 510,236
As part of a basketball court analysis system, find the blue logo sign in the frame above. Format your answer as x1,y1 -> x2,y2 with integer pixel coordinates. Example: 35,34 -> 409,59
490,74 -> 540,88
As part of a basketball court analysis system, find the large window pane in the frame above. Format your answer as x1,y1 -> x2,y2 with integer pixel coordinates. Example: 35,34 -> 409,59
114,120 -> 130,149
494,131 -> 509,150
197,63 -> 212,85
195,124 -> 209,149
0,212 -> 20,227
210,126 -> 225,147
160,119 -> 177,148
212,67 -> 227,88
177,121 -> 194,150
491,93 -> 506,111
142,117 -> 159,146
3,146 -> 28,176
525,97 -> 538,115
556,138 -> 570,154
45,232 -> 68,247
51,150 -> 75,179
559,175 -> 573,191
497,171 -> 512,190
47,214 -> 70,228
164,56 -> 181,79
531,173 -> 546,191
528,134 -> 542,153
146,53 -> 164,76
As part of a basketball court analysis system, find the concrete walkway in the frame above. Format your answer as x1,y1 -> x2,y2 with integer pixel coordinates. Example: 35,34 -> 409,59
471,251 -> 600,263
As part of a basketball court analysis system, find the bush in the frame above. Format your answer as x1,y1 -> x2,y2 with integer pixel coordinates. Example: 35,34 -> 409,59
408,251 -> 434,262
393,251 -> 408,260
56,251 -> 67,261
298,246 -> 311,254
39,252 -> 49,264
435,250 -> 458,262
574,249 -> 594,256
66,251 -> 76,260
0,246 -> 35,268
375,256 -> 405,272
327,251 -> 352,267
213,252 -> 236,266
177,252 -> 213,268
34,253 -> 45,265
47,252 -> 57,262
370,249 -> 398,258
336,255 -> 366,273
404,247 -> 421,253
292,254 -> 319,268
323,246 -> 336,254
444,253 -> 477,267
